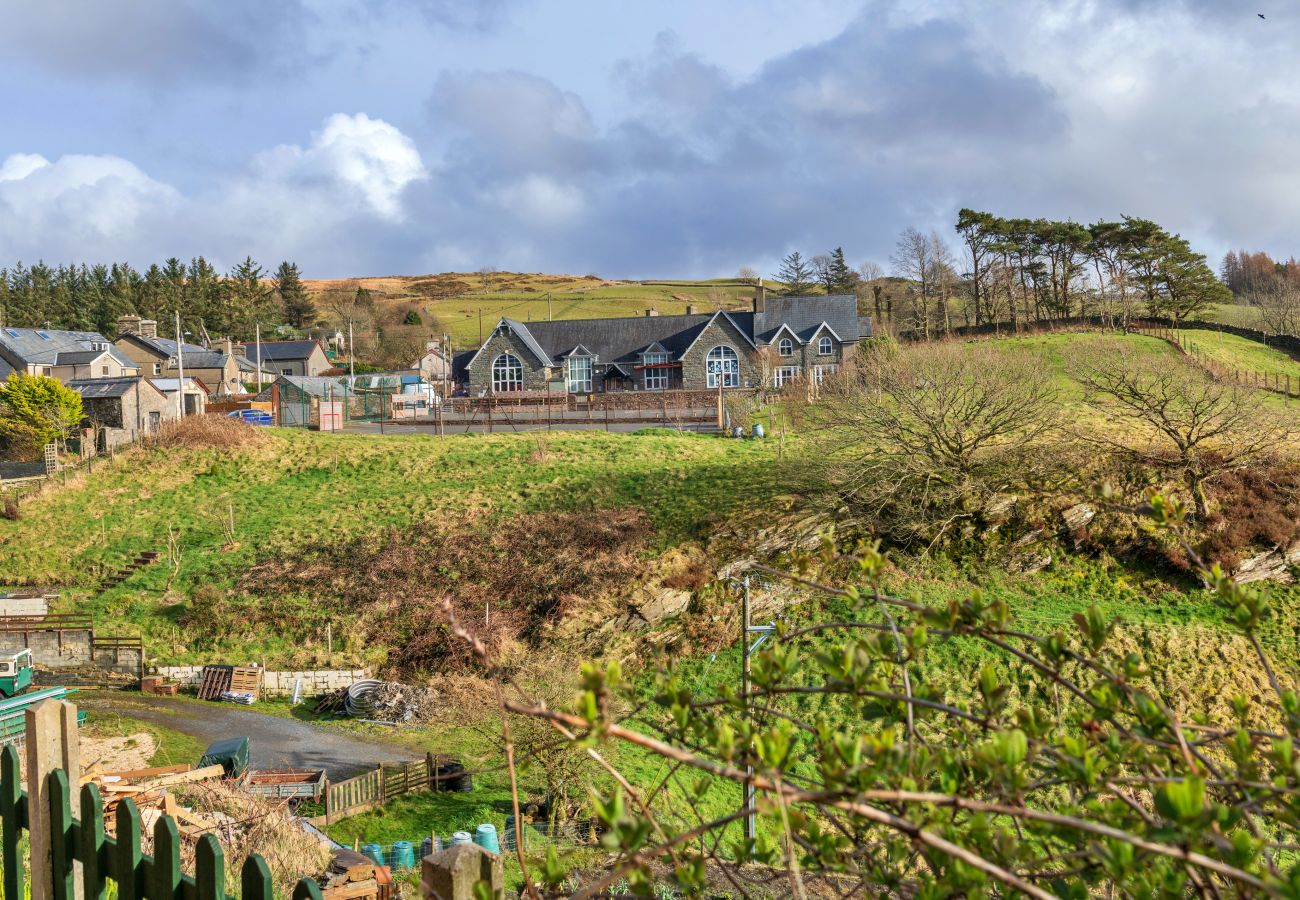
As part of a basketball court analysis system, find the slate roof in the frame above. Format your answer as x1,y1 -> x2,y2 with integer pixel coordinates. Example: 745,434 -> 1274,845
0,327 -> 137,370
149,377 -> 209,395
172,351 -> 229,370
480,295 -> 869,367
54,350 -> 109,366
67,376 -> 162,400
240,340 -> 322,361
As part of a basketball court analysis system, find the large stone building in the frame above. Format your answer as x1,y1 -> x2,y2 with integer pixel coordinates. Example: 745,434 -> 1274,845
457,289 -> 871,395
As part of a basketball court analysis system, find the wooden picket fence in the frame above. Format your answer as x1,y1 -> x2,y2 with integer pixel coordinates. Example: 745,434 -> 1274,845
320,756 -> 456,825
0,725 -> 322,900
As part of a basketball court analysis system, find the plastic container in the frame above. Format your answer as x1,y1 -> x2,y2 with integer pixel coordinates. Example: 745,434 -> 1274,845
451,831 -> 472,847
752,423 -> 765,438
420,835 -> 442,858
731,426 -> 744,438
474,824 -> 500,853
389,841 -> 416,870
361,843 -> 385,866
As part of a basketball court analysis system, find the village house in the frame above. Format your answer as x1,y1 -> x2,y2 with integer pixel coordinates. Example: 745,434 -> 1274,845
114,316 -> 266,397
241,340 -> 332,377
0,327 -> 141,383
411,339 -> 453,388
66,376 -> 174,450
457,288 -> 871,395
149,377 -> 209,417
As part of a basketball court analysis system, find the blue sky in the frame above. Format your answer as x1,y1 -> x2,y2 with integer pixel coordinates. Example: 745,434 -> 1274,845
1,0 -> 1297,279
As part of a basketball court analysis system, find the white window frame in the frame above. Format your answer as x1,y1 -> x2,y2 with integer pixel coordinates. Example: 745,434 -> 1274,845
153,363 -> 162,375
777,338 -> 794,357
705,345 -> 740,388
566,356 -> 593,393
774,365 -> 801,388
281,368 -> 292,376
643,352 -> 670,390
812,363 -> 838,385
491,352 -> 524,392
818,336 -> 833,356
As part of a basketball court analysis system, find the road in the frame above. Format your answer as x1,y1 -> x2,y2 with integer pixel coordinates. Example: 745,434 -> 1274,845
82,693 -> 418,779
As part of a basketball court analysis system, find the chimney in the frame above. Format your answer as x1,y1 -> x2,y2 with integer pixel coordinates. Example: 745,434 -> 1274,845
645,308 -> 659,317
233,342 -> 248,358
220,337 -> 234,356
139,319 -> 157,339
686,304 -> 697,316
117,314 -> 142,336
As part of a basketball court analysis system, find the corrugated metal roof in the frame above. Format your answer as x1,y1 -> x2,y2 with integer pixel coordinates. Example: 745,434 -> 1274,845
67,377 -> 143,399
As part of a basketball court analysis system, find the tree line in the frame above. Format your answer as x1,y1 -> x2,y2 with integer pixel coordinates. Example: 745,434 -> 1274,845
0,257 -> 316,340
1220,249 -> 1300,336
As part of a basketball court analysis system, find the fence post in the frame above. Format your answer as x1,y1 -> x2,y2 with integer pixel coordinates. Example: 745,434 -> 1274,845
420,844 -> 503,900
1,747 -> 22,900
377,764 -> 385,807
26,699 -> 80,900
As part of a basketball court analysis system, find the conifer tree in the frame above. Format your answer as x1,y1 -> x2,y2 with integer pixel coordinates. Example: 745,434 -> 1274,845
773,251 -> 815,295
274,261 -> 315,328
827,246 -> 855,293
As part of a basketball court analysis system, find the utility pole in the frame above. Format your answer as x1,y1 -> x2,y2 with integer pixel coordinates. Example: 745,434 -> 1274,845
478,308 -> 484,344
174,311 -> 185,419
348,321 -> 355,386
547,292 -> 552,321
255,323 -> 263,393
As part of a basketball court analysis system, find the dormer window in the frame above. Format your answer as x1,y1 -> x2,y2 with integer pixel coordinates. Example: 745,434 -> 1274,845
818,336 -> 833,356
778,338 -> 794,357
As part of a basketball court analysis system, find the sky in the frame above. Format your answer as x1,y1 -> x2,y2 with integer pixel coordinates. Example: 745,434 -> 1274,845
0,0 -> 1297,280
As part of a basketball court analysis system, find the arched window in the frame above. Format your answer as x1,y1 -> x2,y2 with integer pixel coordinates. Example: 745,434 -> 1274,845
491,353 -> 523,392
818,336 -> 833,356
777,338 -> 794,357
705,345 -> 740,388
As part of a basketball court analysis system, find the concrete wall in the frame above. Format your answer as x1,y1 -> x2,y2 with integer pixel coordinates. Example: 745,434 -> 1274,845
0,596 -> 50,617
152,665 -> 370,698
0,629 -> 142,679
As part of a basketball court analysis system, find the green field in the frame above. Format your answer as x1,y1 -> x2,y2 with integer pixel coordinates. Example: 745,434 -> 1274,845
1179,328 -> 1300,383
0,429 -> 783,664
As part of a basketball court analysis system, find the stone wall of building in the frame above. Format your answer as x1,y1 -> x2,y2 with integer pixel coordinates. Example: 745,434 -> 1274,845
463,328 -> 554,393
0,629 -> 142,679
678,318 -> 762,390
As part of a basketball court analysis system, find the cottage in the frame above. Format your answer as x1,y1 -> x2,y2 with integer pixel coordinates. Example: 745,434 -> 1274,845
411,339 -> 453,386
0,327 -> 140,384
457,288 -> 872,395
114,317 -> 262,397
241,340 -> 332,377
66,377 -> 173,450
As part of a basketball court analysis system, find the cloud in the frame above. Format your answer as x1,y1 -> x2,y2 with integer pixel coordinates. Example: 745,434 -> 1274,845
0,0 -> 313,83
0,114 -> 425,273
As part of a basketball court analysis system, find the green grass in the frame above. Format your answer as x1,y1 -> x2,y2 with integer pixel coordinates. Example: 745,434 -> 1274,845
0,429 -> 782,664
1204,302 -> 1265,329
1179,328 -> 1300,383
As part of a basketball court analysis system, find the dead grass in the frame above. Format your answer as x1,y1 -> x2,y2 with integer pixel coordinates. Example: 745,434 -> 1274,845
147,415 -> 269,450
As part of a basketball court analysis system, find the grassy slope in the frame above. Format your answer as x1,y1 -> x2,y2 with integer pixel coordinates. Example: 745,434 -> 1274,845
304,272 -> 765,347
1180,328 -> 1300,381
0,429 -> 781,663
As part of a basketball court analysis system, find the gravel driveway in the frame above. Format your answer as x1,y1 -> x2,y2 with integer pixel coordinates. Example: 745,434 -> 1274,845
81,693 -> 419,779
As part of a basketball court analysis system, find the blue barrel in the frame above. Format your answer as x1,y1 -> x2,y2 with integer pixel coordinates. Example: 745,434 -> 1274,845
473,824 -> 500,853
361,843 -> 385,866
390,841 -> 416,870
752,423 -> 765,438
451,831 -> 472,846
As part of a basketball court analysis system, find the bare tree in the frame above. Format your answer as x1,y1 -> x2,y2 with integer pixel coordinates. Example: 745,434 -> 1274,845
929,230 -> 957,333
857,260 -> 886,324
736,265 -> 758,285
891,228 -> 935,338
807,341 -> 1059,545
1072,342 -> 1290,517
1252,278 -> 1300,336
478,266 -> 498,292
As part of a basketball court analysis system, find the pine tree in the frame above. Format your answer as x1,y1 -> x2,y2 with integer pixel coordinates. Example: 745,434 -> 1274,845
773,251 -> 815,295
274,261 -> 315,328
827,247 -> 855,293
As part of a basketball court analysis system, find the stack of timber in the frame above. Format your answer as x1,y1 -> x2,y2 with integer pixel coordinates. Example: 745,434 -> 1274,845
81,761 -> 225,834
197,664 -> 264,702
321,849 -> 389,900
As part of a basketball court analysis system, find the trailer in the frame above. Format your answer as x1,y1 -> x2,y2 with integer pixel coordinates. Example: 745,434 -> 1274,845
241,768 -> 326,801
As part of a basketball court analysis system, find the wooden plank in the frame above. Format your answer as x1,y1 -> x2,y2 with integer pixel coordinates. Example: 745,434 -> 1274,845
79,784 -> 106,900
113,801 -> 142,900
151,816 -> 182,900
241,854 -> 274,900
100,764 -> 190,781
195,835 -> 226,900
49,769 -> 74,900
322,879 -> 378,900
141,765 -> 225,788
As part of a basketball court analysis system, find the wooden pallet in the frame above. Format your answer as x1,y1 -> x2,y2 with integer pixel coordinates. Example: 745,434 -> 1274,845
196,665 -> 232,700
229,666 -> 263,698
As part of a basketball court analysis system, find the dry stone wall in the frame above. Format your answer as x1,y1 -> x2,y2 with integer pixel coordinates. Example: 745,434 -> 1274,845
152,666 -> 369,697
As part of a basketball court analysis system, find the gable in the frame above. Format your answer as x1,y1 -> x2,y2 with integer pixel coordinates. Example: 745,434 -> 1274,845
679,311 -> 757,359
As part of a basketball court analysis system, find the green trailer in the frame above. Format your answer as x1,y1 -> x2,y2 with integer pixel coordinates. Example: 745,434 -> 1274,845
0,651 -> 33,699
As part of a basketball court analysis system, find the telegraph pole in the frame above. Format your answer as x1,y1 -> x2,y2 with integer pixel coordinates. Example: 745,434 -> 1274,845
174,312 -> 185,418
